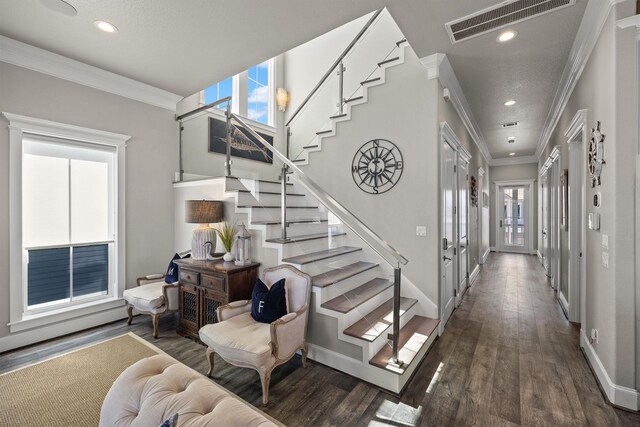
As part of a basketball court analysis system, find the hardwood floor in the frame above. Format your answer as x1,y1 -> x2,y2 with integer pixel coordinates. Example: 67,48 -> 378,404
2,253 -> 639,426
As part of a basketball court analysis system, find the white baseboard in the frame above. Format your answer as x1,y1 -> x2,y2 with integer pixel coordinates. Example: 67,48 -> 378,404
536,250 -> 542,260
580,329 -> 640,410
558,291 -> 569,314
490,246 -> 496,252
0,306 -> 127,353
482,247 -> 491,264
470,265 -> 480,284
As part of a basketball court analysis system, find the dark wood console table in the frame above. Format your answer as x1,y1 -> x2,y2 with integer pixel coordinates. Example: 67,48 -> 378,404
174,258 -> 260,340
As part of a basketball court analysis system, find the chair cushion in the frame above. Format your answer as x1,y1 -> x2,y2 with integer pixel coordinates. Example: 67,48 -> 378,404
199,313 -> 273,367
251,278 -> 287,324
123,281 -> 166,311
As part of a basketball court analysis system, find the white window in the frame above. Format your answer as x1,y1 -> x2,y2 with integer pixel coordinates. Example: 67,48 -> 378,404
5,113 -> 128,332
201,58 -> 275,128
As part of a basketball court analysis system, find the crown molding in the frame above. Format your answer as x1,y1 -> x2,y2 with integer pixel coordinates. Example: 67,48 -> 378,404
0,36 -> 182,111
490,155 -> 539,167
421,53 -> 492,165
535,0 -> 623,159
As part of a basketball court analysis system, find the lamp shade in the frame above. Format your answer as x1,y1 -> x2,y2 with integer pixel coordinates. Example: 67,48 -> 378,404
185,200 -> 223,224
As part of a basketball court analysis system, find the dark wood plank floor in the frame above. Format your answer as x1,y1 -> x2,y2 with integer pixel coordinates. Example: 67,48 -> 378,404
2,253 -> 639,426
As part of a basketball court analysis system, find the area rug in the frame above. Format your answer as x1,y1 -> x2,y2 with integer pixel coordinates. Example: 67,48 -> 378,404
0,332 -> 162,427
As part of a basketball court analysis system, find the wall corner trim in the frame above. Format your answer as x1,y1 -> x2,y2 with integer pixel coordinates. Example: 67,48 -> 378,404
0,35 -> 182,112
535,0 -> 617,158
580,329 -> 640,411
421,53 -> 492,164
489,155 -> 539,167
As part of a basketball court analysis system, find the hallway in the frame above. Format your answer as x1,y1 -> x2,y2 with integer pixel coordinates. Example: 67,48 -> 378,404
404,253 -> 640,426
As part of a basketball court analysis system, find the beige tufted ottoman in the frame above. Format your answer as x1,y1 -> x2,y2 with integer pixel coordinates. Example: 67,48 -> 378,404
100,354 -> 280,426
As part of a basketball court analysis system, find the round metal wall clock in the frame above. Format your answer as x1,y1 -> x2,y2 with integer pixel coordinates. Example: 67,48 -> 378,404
588,121 -> 605,187
351,139 -> 403,194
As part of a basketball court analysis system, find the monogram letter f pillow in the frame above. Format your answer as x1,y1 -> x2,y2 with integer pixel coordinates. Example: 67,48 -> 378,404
251,278 -> 287,323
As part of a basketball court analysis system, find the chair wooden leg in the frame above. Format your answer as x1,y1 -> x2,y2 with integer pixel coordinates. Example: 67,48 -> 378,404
152,314 -> 160,339
205,349 -> 215,377
127,305 -> 134,325
301,342 -> 308,368
259,368 -> 272,406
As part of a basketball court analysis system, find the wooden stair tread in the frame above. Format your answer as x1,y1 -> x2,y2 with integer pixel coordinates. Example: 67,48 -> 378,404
237,205 -> 318,209
233,189 -> 305,197
329,113 -> 347,119
282,246 -> 362,265
396,38 -> 407,46
226,176 -> 293,186
345,96 -> 363,104
292,159 -> 306,163
303,144 -> 318,149
321,278 -> 392,313
369,315 -> 440,373
361,77 -> 381,85
316,130 -> 332,135
378,56 -> 400,67
312,261 -> 378,288
251,218 -> 328,226
343,297 -> 417,342
266,232 -> 346,244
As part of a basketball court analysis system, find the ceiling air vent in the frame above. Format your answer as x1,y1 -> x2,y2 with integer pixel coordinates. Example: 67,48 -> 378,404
502,121 -> 519,128
445,0 -> 575,43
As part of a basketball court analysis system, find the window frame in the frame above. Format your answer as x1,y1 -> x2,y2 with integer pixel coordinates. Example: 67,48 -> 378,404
4,113 -> 129,333
199,58 -> 276,129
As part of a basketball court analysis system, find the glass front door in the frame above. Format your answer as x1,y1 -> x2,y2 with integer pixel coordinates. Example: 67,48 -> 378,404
502,186 -> 526,249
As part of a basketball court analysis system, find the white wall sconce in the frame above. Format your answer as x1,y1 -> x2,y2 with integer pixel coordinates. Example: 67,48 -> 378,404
276,88 -> 289,112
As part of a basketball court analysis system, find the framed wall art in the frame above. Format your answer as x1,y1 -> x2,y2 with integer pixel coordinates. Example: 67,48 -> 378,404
209,117 -> 274,164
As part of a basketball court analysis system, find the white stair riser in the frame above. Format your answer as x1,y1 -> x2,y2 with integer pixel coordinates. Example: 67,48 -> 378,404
314,267 -> 383,302
242,207 -> 322,222
279,234 -> 348,258
263,222 -> 336,240
235,192 -> 316,208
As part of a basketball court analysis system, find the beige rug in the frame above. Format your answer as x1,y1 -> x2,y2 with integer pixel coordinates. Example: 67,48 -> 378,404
0,332 -> 161,427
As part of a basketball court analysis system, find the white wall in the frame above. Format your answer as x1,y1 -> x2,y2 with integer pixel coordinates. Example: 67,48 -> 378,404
0,62 -> 178,348
539,1 -> 637,391
489,163 -> 539,250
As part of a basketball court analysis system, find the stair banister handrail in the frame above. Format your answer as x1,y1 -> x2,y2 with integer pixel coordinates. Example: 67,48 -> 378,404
284,8 -> 383,128
229,112 -> 408,267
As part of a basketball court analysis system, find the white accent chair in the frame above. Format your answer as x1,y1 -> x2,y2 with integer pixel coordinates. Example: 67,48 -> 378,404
199,265 -> 312,406
123,274 -> 179,338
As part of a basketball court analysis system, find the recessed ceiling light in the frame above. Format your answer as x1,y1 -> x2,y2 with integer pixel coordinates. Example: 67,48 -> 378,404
40,0 -> 77,17
504,100 -> 516,106
94,20 -> 118,33
509,152 -> 516,156
508,137 -> 516,143
497,30 -> 517,43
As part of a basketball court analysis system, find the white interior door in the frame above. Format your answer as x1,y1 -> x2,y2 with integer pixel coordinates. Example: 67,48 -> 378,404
541,173 -> 550,276
457,159 -> 469,300
550,159 -> 560,290
441,140 -> 457,327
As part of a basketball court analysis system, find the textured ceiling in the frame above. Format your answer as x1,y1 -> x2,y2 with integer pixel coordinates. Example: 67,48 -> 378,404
0,0 -> 588,159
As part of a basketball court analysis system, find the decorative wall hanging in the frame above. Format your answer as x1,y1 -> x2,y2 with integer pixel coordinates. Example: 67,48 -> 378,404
470,176 -> 478,207
209,117 -> 274,164
588,121 -> 605,187
351,139 -> 403,194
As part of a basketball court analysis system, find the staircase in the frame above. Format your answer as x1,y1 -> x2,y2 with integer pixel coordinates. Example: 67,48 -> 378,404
222,175 -> 439,393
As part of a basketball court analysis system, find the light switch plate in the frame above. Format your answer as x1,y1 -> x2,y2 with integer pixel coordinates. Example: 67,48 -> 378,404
416,226 -> 427,237
602,251 -> 609,268
602,234 -> 609,250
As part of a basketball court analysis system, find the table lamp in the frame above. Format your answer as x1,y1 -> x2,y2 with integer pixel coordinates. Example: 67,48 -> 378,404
185,200 -> 223,260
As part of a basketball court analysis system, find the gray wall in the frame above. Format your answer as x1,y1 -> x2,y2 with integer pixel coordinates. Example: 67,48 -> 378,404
0,62 -> 178,342
538,1 -> 637,388
437,84 -> 491,273
489,163 -> 539,250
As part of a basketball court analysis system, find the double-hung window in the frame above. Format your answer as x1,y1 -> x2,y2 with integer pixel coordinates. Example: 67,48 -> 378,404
5,113 -> 128,331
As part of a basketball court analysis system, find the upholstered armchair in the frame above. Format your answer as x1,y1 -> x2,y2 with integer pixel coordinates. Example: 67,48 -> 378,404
199,265 -> 312,406
123,274 -> 179,338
